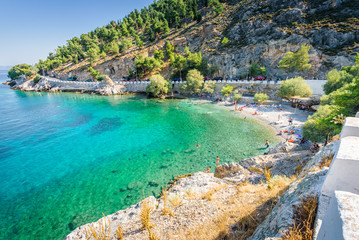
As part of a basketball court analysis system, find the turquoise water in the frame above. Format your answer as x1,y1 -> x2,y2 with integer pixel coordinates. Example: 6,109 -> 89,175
0,70 -> 279,240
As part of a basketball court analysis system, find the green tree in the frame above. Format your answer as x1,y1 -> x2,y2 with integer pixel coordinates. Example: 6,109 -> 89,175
136,36 -> 143,48
324,67 -> 358,94
221,37 -> 229,47
165,41 -> 174,59
88,67 -> 99,80
186,69 -> 204,94
209,0 -> 223,15
202,81 -> 215,95
86,48 -> 99,65
355,53 -> 359,65
120,38 -> 133,53
233,90 -> 242,103
221,84 -> 234,97
171,53 -> 187,80
303,105 -> 339,143
154,50 -> 164,62
254,93 -> 269,105
278,77 -> 312,101
146,74 -> 169,98
8,64 -> 37,80
279,45 -> 312,72
248,62 -> 266,77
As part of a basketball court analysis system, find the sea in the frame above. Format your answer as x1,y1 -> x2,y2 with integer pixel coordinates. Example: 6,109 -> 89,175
0,69 -> 279,239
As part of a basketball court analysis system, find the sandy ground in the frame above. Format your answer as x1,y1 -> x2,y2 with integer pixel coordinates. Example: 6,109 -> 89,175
198,99 -> 314,143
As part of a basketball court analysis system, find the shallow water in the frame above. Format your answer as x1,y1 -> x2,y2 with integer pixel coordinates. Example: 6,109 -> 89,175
0,70 -> 279,239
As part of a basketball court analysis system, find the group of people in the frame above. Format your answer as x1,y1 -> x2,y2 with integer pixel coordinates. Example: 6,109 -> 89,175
205,156 -> 220,173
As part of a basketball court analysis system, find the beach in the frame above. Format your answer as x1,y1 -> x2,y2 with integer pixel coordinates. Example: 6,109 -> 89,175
209,99 -> 313,143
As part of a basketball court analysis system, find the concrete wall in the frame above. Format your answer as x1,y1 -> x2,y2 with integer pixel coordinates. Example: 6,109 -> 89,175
315,115 -> 359,240
44,77 -> 327,97
304,80 -> 327,95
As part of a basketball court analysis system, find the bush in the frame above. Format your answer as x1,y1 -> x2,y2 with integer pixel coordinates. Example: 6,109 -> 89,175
254,93 -> 269,105
186,69 -> 204,94
221,37 -> 229,47
146,74 -> 169,98
202,81 -> 215,95
279,77 -> 312,100
221,84 -> 233,97
33,75 -> 41,84
8,64 -> 37,80
233,91 -> 242,102
97,75 -> 106,81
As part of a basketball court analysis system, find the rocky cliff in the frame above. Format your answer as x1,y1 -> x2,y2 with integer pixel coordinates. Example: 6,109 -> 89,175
50,0 -> 358,81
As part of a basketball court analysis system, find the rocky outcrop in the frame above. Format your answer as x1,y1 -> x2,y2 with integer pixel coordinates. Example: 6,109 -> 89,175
50,0 -> 358,81
9,76 -> 126,95
248,140 -> 339,239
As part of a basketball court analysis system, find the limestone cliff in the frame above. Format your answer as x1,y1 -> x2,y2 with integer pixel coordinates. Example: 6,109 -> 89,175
50,0 -> 358,81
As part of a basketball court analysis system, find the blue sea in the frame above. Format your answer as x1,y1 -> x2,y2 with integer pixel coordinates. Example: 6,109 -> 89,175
0,70 -> 279,239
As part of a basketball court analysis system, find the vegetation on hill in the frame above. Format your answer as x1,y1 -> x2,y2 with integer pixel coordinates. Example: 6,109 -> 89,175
34,0 -> 230,73
7,64 -> 37,80
303,54 -> 359,142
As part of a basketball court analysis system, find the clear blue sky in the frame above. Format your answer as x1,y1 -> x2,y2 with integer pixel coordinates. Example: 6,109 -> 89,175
0,0 -> 153,66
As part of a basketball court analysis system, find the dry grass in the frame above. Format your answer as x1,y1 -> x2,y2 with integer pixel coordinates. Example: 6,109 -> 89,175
201,184 -> 226,201
282,195 -> 318,240
250,166 -> 272,183
148,229 -> 160,240
116,224 -> 123,240
184,187 -> 197,200
267,175 -> 294,190
161,189 -> 175,217
83,214 -> 111,240
168,194 -> 182,208
319,153 -> 334,169
177,179 -> 293,240
140,198 -> 155,231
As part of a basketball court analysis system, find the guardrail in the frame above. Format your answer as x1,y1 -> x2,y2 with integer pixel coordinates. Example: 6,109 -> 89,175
44,77 -> 327,87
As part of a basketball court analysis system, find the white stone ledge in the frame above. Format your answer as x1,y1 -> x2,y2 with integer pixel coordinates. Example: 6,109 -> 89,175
321,137 -> 359,197
317,191 -> 359,240
341,117 -> 359,138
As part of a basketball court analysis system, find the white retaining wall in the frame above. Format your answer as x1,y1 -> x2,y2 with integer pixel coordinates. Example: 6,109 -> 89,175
44,77 -> 327,95
315,114 -> 359,240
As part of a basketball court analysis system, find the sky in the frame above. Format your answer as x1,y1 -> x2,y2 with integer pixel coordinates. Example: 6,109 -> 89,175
0,0 -> 154,67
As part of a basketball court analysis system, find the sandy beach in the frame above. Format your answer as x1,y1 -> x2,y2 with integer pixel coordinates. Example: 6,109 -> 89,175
210,99 -> 314,143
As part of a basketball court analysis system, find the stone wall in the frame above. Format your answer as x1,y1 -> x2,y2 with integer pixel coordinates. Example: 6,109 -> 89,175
315,115 -> 359,240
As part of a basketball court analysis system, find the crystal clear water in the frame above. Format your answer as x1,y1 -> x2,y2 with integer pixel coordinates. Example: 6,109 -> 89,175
0,70 -> 279,240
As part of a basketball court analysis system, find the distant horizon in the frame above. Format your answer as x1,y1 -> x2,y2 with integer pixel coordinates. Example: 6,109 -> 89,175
0,0 -> 153,66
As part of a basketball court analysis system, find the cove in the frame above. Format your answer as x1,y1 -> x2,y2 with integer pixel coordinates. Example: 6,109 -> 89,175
0,83 -> 279,239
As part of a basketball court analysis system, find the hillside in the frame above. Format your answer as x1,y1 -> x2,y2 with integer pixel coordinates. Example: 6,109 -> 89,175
40,0 -> 359,81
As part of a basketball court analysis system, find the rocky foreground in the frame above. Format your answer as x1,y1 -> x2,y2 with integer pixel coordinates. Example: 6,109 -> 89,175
65,140 -> 338,240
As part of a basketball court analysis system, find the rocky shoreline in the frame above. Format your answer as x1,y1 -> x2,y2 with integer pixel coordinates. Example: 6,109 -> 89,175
6,75 -> 126,95
65,138 -> 338,240
63,101 -> 337,239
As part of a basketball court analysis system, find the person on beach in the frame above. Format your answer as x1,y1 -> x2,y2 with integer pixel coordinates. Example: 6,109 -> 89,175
288,117 -> 293,125
265,140 -> 269,148
278,114 -> 281,122
216,156 -> 220,165
206,167 -> 212,173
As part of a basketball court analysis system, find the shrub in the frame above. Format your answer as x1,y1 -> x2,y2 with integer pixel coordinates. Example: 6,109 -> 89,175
8,64 -> 37,80
186,69 -> 204,94
33,75 -> 41,84
202,81 -> 215,94
279,77 -> 312,100
254,93 -> 269,104
146,74 -> 169,98
233,90 -> 242,102
221,84 -> 233,97
221,37 -> 229,47
97,75 -> 105,81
